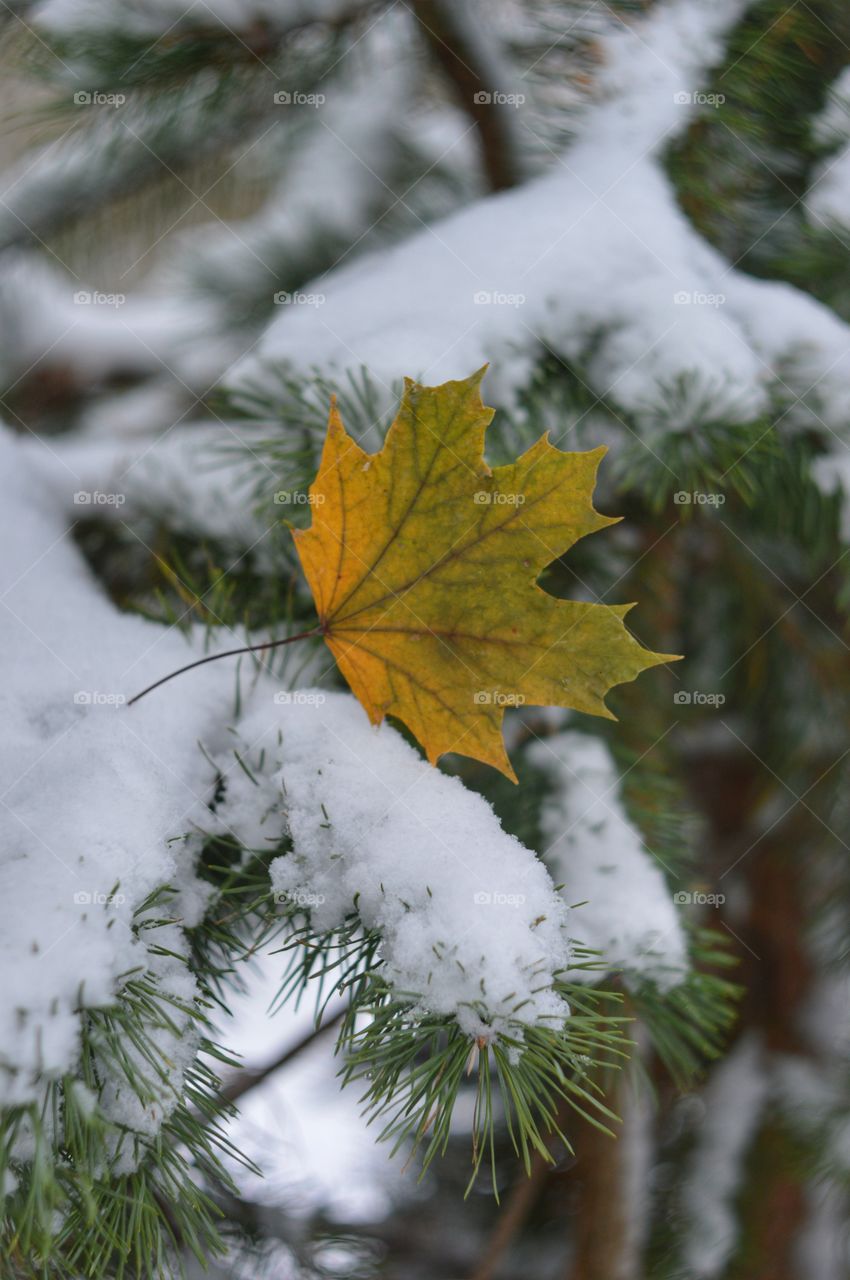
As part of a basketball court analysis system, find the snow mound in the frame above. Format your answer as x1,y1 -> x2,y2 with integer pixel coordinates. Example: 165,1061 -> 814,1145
529,732 -> 688,988
227,0 -> 850,433
216,692 -> 573,1042
33,0 -> 351,36
10,0 -> 850,489
0,426 -> 234,1109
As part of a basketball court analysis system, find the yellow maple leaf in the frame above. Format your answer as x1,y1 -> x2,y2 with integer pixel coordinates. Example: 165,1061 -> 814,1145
293,368 -> 675,781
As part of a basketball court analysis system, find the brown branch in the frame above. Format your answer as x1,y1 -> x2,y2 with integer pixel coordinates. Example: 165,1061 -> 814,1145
468,1146 -> 553,1280
410,0 -> 526,192
222,1004 -> 346,1103
563,1071 -> 641,1280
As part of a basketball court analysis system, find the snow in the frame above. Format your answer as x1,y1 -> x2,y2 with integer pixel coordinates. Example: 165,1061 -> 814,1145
811,67 -> 850,148
10,0 -> 850,490
226,0 -> 850,437
33,0 -> 353,36
0,17 -> 473,445
0,424 -> 244,1113
529,731 -> 688,987
680,1034 -> 768,1279
0,255 -> 200,390
28,421 -> 276,555
165,51 -> 476,334
806,144 -> 850,230
812,452 -> 850,540
621,1035 -> 655,1265
215,692 -> 574,1042
228,0 -> 850,431
232,142 -> 771,421
806,66 -> 850,230
795,1182 -> 850,1280
0,254 -> 223,443
18,0 -> 850,518
802,72 -> 850,521
214,957 -> 400,1220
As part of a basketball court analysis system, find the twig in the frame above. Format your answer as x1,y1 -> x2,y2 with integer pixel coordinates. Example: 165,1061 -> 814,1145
222,1004 -> 346,1103
410,0 -> 526,192
469,1105 -> 569,1280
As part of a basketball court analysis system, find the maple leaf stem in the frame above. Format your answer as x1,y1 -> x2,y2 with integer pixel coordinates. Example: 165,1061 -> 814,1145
126,626 -> 322,707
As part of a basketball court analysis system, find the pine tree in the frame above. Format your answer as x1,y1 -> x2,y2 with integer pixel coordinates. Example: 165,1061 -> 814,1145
1,1 -> 849,1277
